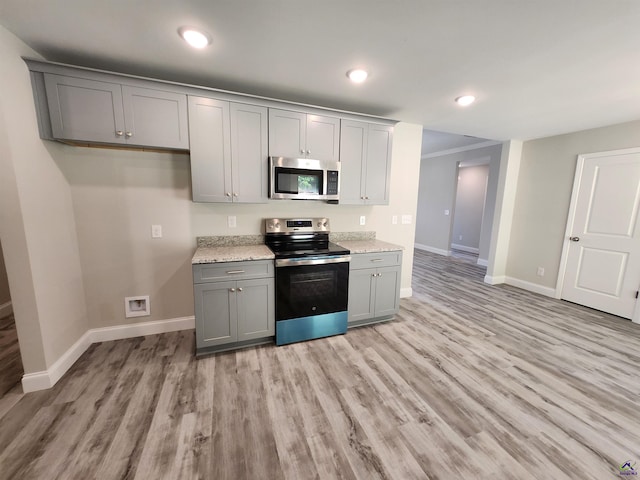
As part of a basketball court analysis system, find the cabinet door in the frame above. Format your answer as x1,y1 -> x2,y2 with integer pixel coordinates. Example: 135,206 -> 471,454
188,96 -> 232,203
348,268 -> 376,324
339,120 -> 367,204
373,266 -> 401,318
194,281 -> 238,348
364,124 -> 393,205
122,86 -> 189,149
268,109 -> 306,158
306,114 -> 340,162
230,103 -> 268,203
44,74 -> 125,144
237,278 -> 275,341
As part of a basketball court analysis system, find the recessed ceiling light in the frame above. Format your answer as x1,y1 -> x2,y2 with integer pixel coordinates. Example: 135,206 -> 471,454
178,27 -> 211,49
455,95 -> 476,106
347,69 -> 369,83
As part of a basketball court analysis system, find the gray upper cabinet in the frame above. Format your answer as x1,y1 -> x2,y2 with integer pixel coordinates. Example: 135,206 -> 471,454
268,108 -> 340,161
44,73 -> 189,149
339,120 -> 393,205
189,96 -> 268,203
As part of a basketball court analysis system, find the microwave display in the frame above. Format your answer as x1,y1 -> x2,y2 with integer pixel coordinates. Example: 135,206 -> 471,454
277,169 -> 322,195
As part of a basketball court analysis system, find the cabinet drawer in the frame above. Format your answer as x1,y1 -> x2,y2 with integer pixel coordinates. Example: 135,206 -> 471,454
350,251 -> 402,270
193,260 -> 274,283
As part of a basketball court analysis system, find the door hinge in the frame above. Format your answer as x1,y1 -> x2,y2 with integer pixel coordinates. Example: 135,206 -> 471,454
636,291 -> 639,299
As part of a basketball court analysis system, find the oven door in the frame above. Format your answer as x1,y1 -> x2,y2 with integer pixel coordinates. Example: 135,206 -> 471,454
274,256 -> 349,321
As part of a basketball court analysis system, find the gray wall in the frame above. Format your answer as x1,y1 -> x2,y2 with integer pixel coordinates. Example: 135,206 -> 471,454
415,143 -> 502,260
506,119 -> 640,289
452,165 -> 489,251
0,240 -> 11,306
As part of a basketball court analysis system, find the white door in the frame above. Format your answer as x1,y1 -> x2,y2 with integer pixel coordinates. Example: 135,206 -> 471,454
559,148 -> 640,320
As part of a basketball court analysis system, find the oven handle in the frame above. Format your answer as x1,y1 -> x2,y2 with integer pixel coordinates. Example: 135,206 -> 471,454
275,255 -> 351,267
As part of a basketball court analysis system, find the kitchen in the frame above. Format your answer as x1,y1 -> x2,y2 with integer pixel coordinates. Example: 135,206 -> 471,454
1,2 -> 640,478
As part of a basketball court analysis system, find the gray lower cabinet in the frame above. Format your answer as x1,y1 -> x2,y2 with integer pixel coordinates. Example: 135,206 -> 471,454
348,251 -> 402,326
44,73 -> 189,149
189,96 -> 268,203
193,260 -> 274,353
339,120 -> 393,205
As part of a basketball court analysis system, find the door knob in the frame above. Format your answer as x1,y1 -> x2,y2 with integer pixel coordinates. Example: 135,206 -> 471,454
569,236 -> 580,242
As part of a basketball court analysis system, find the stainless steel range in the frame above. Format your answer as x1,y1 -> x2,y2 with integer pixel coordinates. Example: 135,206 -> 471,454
264,218 -> 350,346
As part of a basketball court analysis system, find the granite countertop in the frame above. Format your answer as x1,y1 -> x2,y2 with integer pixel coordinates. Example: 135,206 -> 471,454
192,235 -> 274,264
191,232 -> 402,264
336,239 -> 404,254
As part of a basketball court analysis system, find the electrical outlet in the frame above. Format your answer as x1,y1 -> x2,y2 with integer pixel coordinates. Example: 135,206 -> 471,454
228,216 -> 237,228
392,215 -> 398,225
459,235 -> 463,241
151,225 -> 162,238
359,215 -> 366,226
444,209 -> 450,216
537,267 -> 545,276
402,215 -> 412,225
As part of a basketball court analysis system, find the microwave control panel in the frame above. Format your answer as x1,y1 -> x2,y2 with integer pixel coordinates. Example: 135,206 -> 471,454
327,171 -> 339,195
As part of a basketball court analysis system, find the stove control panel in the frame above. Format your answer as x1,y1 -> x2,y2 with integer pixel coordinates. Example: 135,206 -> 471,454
265,217 -> 330,234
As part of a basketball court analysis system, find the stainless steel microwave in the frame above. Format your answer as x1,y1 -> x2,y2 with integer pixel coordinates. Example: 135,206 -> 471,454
269,157 -> 340,201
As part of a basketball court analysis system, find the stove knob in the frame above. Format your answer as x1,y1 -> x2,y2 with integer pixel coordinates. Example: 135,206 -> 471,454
275,222 -> 280,229
323,222 -> 328,227
317,221 -> 321,227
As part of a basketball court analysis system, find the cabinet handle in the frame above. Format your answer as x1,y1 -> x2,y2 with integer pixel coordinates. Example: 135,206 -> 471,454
226,270 -> 245,274
371,259 -> 384,262
233,193 -> 238,197
230,288 -> 236,292
125,132 -> 133,138
300,149 -> 305,154
361,196 -> 365,200
365,196 -> 369,200
115,130 -> 124,137
238,287 -> 243,292
307,150 -> 311,155
226,192 -> 231,197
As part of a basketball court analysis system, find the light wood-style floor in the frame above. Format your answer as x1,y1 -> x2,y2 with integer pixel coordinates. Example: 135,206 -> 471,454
1,250 -> 639,479
0,313 -> 23,398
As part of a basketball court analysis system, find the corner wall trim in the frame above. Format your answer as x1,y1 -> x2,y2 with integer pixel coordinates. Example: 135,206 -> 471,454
477,258 -> 489,267
22,315 -> 195,393
484,274 -> 506,285
414,243 -> 451,257
0,301 -> 13,319
400,287 -> 412,298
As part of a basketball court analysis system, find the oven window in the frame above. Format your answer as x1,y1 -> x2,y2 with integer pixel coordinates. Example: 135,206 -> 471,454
275,262 -> 349,320
275,168 -> 323,195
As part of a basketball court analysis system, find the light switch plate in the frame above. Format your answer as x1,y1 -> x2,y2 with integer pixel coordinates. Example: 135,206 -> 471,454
228,216 -> 237,228
392,215 -> 398,225
151,225 -> 162,238
359,215 -> 366,226
402,215 -> 412,225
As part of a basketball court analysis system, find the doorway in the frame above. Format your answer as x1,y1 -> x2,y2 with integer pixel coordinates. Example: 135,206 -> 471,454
557,148 -> 640,321
0,239 -> 23,397
451,162 -> 490,262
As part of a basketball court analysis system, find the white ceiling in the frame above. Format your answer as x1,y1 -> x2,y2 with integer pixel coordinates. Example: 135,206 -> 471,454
1,1 -> 639,141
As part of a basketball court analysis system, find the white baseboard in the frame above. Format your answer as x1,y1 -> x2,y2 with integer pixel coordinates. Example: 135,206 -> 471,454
505,277 -> 556,298
414,243 -> 451,256
477,258 -> 488,267
484,274 -> 506,285
22,315 -> 195,393
400,287 -> 412,298
0,301 -> 13,318
450,243 -> 480,254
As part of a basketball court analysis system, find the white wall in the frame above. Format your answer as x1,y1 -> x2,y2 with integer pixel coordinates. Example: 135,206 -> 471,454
415,143 -> 502,259
0,25 -> 88,372
452,165 -> 489,252
506,119 -> 640,289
